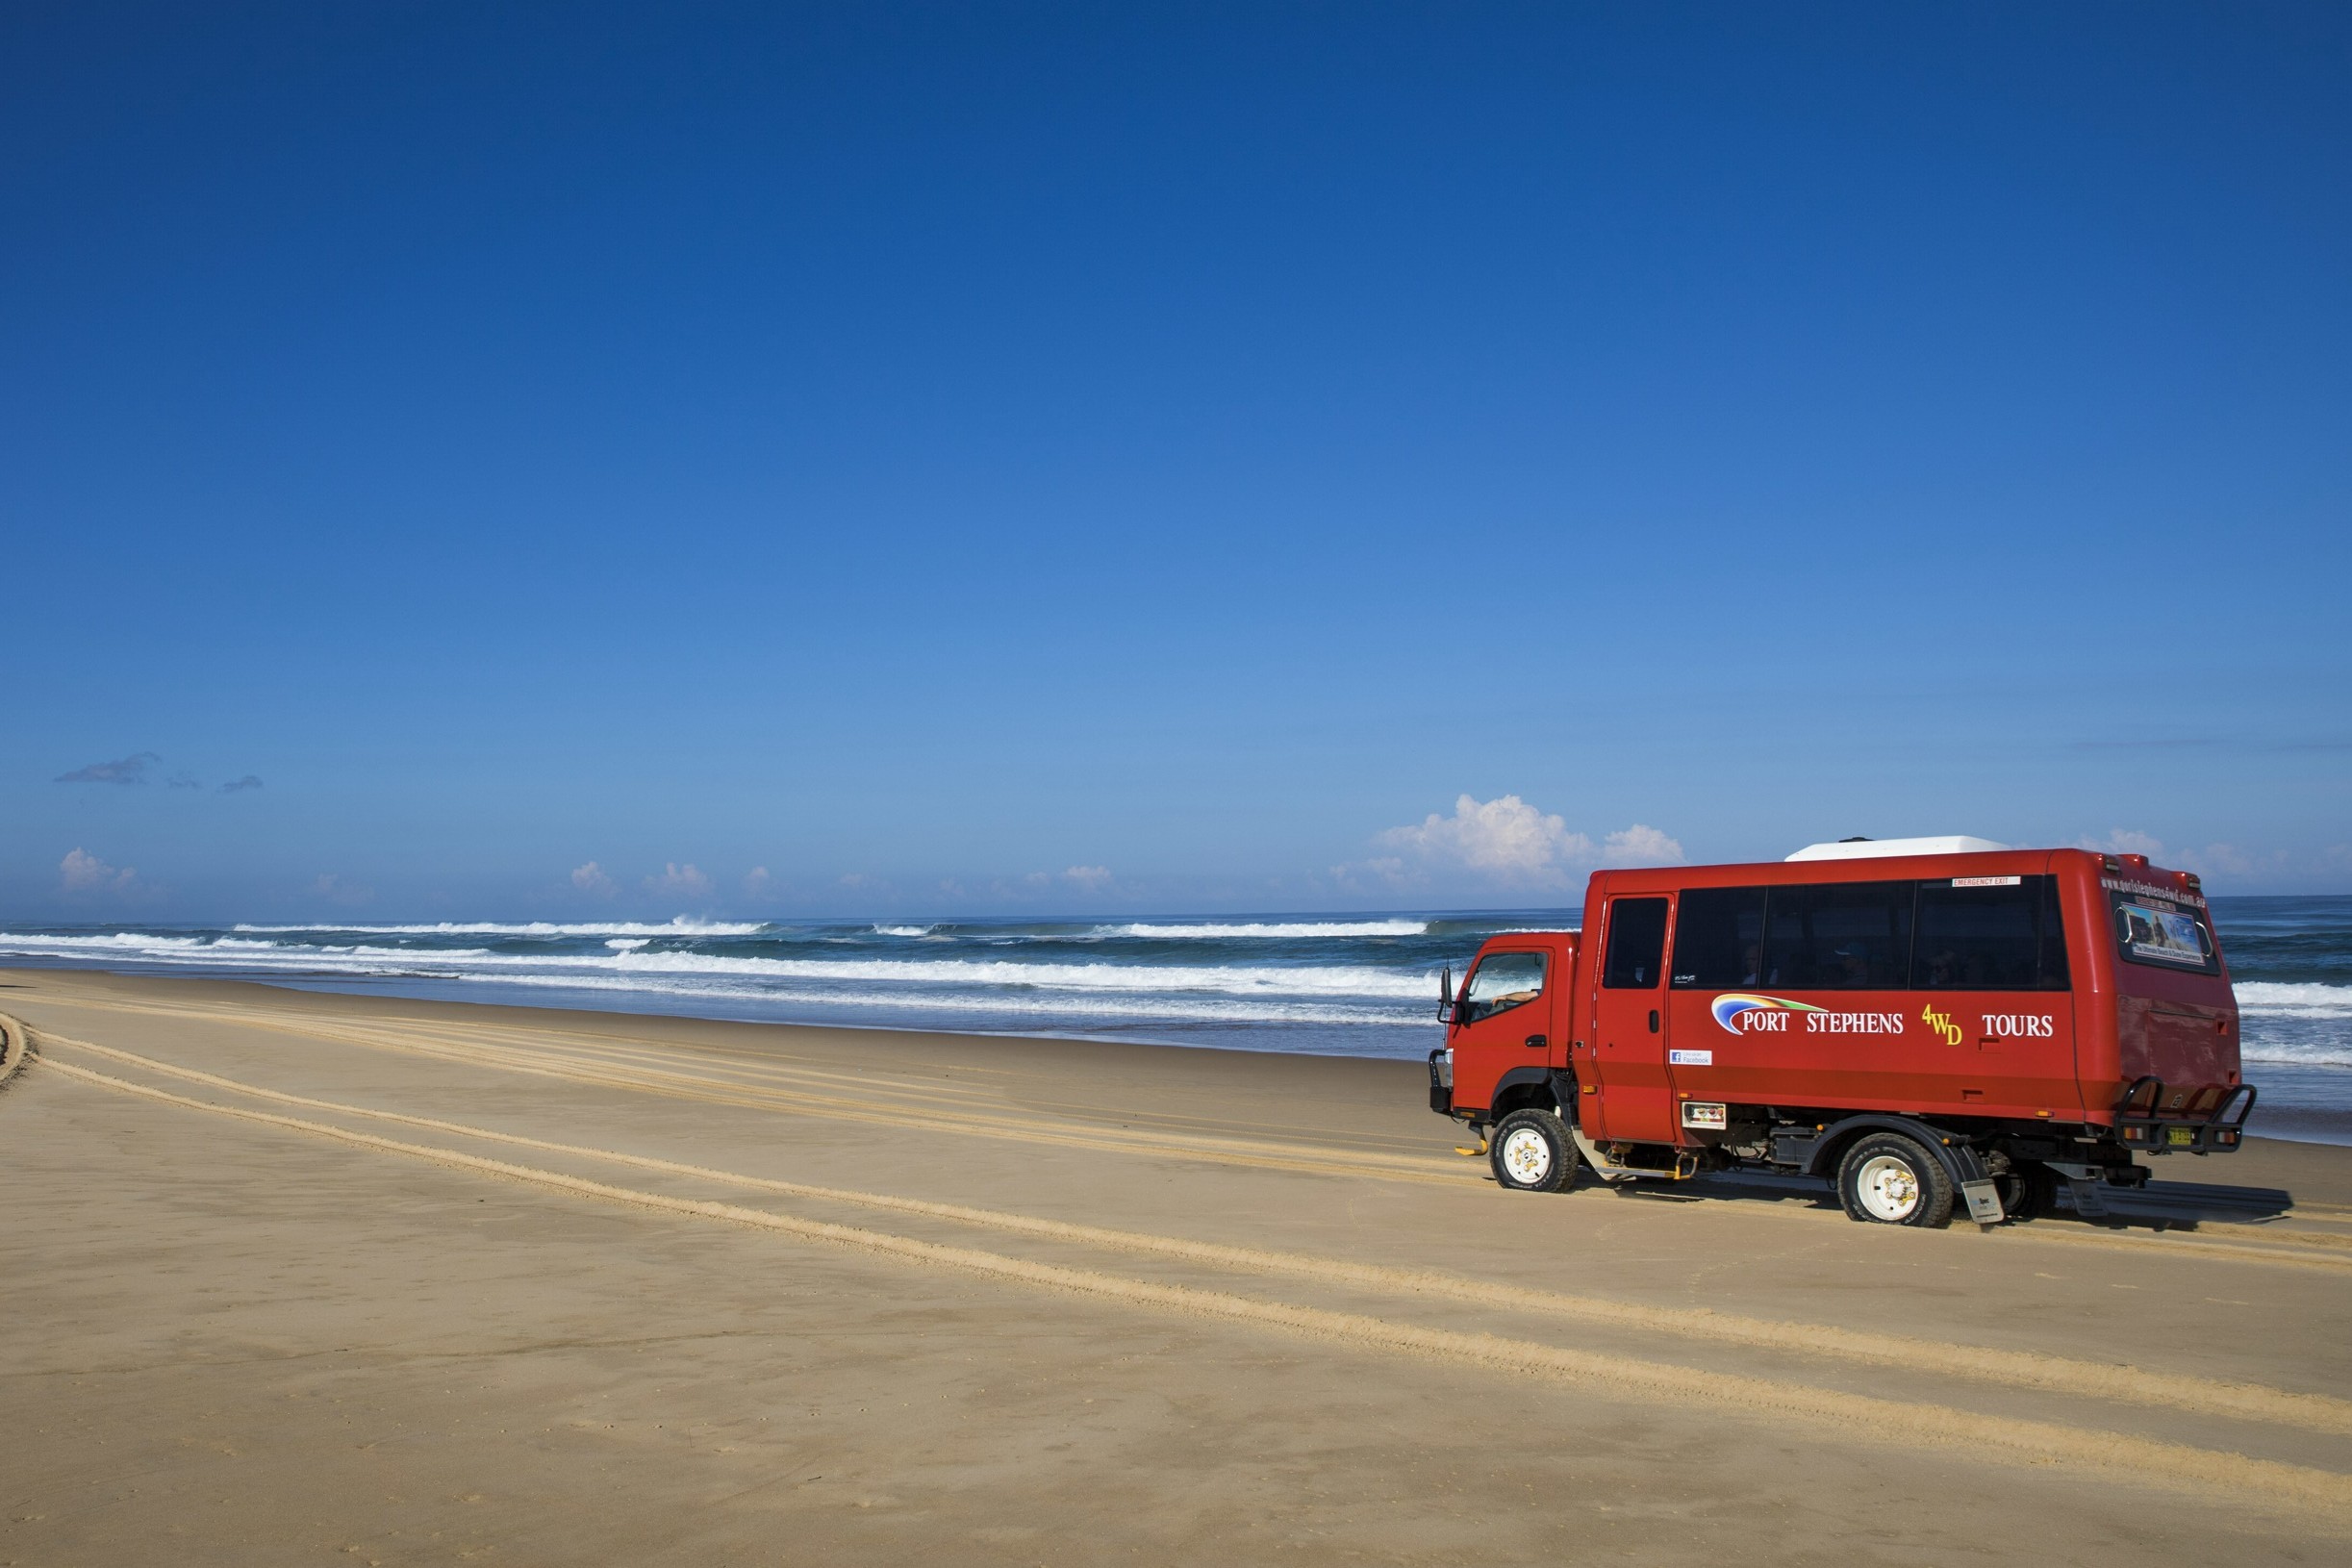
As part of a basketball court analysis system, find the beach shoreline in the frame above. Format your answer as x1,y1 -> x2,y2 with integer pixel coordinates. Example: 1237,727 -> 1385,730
6,967 -> 2352,1563
5,948 -> 2348,1146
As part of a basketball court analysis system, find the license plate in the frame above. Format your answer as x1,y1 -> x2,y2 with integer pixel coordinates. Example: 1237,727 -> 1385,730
2166,1126 -> 2195,1147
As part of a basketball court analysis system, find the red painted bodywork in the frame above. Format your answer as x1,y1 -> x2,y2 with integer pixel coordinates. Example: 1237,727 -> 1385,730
1447,934 -> 1576,1118
1445,847 -> 2238,1147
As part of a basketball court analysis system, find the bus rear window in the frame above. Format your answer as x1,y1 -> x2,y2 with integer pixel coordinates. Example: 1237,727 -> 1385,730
2108,885 -> 2219,975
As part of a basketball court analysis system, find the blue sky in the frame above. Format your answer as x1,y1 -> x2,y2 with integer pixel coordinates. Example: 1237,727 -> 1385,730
5,1 -> 2348,921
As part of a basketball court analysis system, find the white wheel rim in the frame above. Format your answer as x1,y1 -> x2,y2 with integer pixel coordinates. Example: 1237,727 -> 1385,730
1502,1127 -> 1553,1185
1856,1153 -> 1922,1221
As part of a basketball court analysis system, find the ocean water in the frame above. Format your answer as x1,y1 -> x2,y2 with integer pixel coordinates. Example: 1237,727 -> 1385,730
2197,897 -> 2352,1146
2,895 -> 2345,1142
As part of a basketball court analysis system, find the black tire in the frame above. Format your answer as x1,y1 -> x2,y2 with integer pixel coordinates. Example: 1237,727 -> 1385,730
1489,1108 -> 1577,1194
1996,1161 -> 2059,1223
1835,1132 -> 1955,1228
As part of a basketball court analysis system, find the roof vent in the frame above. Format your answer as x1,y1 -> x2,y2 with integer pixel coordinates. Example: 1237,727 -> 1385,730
1786,835 -> 2011,863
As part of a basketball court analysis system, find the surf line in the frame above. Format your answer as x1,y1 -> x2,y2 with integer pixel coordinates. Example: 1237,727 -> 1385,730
31,1054 -> 2352,1522
37,1028 -> 2352,1438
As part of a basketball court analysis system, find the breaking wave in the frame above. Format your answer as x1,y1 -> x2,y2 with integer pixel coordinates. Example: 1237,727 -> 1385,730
2236,982 -> 2352,1019
0,928 -> 1436,999
1096,920 -> 1429,939
229,919 -> 769,937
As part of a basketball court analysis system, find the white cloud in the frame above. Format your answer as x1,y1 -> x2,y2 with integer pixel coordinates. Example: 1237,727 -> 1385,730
570,861 -> 618,898
55,752 -> 160,786
1602,824 -> 1685,867
1378,795 -> 1594,885
2182,843 -> 2251,878
743,866 -> 772,897
2078,828 -> 2166,858
310,873 -> 374,907
645,863 -> 714,901
1063,865 -> 1113,891
2061,831 -> 2339,887
60,847 -> 136,893
1371,795 -> 1683,889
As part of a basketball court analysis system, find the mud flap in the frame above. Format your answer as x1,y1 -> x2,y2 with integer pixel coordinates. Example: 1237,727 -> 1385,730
1960,1179 -> 2005,1227
2046,1161 -> 2113,1219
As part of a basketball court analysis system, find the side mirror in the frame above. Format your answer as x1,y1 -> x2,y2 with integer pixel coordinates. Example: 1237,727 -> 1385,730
1436,965 -> 1455,1024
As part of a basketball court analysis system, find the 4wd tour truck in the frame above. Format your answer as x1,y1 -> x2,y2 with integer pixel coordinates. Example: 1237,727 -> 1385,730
1429,839 -> 2253,1227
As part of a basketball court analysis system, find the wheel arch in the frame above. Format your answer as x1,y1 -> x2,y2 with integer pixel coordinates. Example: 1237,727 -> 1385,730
1487,1067 -> 1569,1121
1807,1113 -> 1989,1187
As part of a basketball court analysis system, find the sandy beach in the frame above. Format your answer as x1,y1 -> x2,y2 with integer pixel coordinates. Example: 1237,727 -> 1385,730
5,968 -> 2351,1564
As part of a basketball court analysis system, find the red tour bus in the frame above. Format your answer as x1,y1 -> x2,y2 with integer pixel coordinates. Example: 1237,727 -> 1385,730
1428,838 -> 2252,1227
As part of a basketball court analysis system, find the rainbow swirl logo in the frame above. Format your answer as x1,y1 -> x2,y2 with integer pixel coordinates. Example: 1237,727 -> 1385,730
1711,994 -> 1825,1032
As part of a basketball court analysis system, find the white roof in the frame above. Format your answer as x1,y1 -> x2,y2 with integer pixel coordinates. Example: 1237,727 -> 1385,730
1785,835 -> 2011,862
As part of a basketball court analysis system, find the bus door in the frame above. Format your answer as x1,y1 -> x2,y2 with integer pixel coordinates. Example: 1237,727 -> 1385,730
1586,894 -> 1678,1144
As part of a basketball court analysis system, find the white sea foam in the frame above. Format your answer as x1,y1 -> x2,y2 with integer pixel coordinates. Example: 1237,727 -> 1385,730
0,932 -> 497,965
2236,982 -> 2352,1019
227,919 -> 767,937
527,949 -> 1432,997
0,929 -> 1436,1000
873,924 -> 936,937
1099,920 -> 1430,939
2244,1044 -> 2352,1070
442,971 -> 1415,1027
0,931 -> 289,955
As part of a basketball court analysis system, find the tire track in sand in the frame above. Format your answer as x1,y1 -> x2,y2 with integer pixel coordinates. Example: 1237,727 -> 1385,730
32,991 -> 2352,1270
31,992 -> 1399,1151
35,1051 -> 2352,1527
29,996 -> 1463,1185
38,1031 -> 2352,1442
44,994 -> 2352,1274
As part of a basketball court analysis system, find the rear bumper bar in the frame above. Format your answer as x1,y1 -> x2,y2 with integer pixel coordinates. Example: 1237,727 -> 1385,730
2114,1079 -> 2257,1153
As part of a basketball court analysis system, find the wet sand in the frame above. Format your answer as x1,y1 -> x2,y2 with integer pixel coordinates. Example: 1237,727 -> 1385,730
4,967 -> 2351,1565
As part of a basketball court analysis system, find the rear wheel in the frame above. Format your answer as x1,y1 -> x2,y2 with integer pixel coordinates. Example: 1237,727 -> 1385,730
1836,1133 -> 1954,1228
1996,1161 -> 2058,1223
1489,1108 -> 1577,1194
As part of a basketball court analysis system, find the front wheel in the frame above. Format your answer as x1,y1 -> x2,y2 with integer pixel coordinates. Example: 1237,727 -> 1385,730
1489,1108 -> 1577,1193
1835,1132 -> 1955,1228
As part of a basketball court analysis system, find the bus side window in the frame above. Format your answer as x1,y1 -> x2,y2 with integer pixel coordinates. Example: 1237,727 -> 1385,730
1604,898 -> 1670,989
1910,875 -> 2070,990
1913,879 -> 2039,988
1672,887 -> 1766,988
1759,881 -> 1913,990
